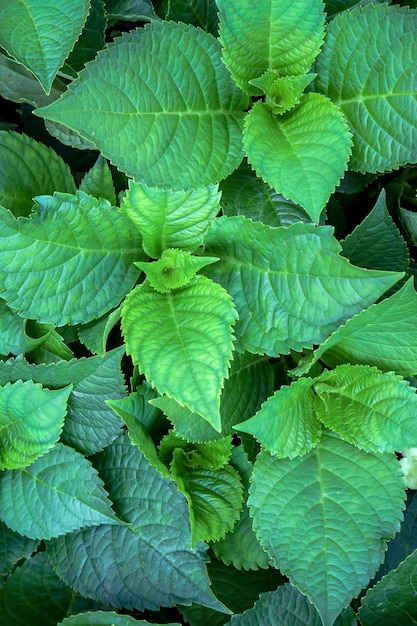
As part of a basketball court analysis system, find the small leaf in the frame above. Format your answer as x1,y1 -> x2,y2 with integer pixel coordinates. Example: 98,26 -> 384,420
121,181 -> 221,258
244,96 -> 353,222
35,21 -> 249,188
79,154 -> 117,205
0,443 -> 117,540
0,191 -> 143,325
0,0 -> 90,93
249,73 -> 316,114
122,275 -> 237,430
0,380 -> 72,469
249,433 -> 406,626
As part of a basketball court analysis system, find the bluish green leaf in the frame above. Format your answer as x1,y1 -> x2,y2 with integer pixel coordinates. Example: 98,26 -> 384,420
0,300 -> 52,356
0,521 -> 39,583
400,206 -> 417,247
64,0 -> 106,77
104,0 -> 159,22
164,0 -> 218,35
59,613 -> 180,626
0,54 -> 67,107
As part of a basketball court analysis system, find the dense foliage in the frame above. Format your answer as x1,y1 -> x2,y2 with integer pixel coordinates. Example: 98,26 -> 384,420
0,0 -> 417,624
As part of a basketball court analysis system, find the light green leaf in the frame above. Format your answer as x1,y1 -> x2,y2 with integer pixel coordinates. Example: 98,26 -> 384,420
249,433 -> 406,626
235,377 -> 321,458
0,443 -> 117,539
121,181 -> 221,258
122,275 -> 237,431
358,548 -> 417,625
35,21 -> 249,188
151,396 -> 225,442
159,433 -> 233,470
315,4 -> 417,173
0,380 -> 72,469
0,0 -> 90,94
59,613 -> 180,626
0,300 -> 52,356
107,382 -> 167,439
79,154 -> 117,205
244,96 -> 352,223
249,73 -> 316,114
203,216 -> 403,356
0,521 -> 39,583
0,131 -> 75,217
217,0 -> 325,95
47,434 -> 229,613
314,364 -> 417,453
292,278 -> 417,377
0,191 -> 143,325
77,306 -> 121,356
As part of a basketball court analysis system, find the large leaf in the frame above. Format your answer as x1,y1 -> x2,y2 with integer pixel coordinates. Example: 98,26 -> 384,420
217,0 -> 325,95
203,216 -> 403,356
35,21 -> 249,188
0,191 -> 143,325
0,380 -> 72,469
0,443 -> 117,540
315,4 -> 417,173
121,181 -> 221,258
249,433 -> 405,626
244,96 -> 352,223
122,275 -> 237,431
0,0 -> 90,94
47,434 -> 229,613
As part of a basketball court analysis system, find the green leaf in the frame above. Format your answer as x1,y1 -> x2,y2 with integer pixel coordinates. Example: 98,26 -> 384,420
249,73 -> 316,115
203,216 -> 403,356
315,4 -> 417,173
0,380 -> 72,469
217,0 -> 325,95
358,548 -> 417,625
244,96 -> 352,223
77,306 -> 121,356
79,154 -> 117,205
400,206 -> 417,247
104,0 -> 160,22
313,364 -> 417,453
0,131 -> 75,217
0,443 -> 117,540
63,0 -> 107,77
107,382 -> 167,440
164,0 -> 219,35
121,181 -> 221,258
122,275 -> 237,431
59,613 -> 180,626
235,377 -> 321,458
159,433 -> 233,470
47,434 -> 229,613
325,0 -> 386,18
0,521 -> 39,583
0,54 -> 67,107
35,21 -> 249,188
136,249 -> 219,293
292,278 -> 417,377
0,0 -> 90,94
0,191 -> 143,325
0,300 -> 52,356
249,433 -> 406,626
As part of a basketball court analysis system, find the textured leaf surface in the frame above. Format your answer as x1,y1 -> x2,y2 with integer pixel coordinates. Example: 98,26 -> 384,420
0,0 -> 90,93
0,191 -> 143,325
164,0 -> 218,34
0,300 -> 51,356
0,380 -> 71,469
136,250 -> 219,293
79,154 -> 117,205
203,216 -> 402,356
77,306 -> 121,356
35,21 -> 249,188
0,54 -> 66,107
48,434 -> 228,613
121,181 -> 221,258
0,443 -> 117,539
104,0 -> 159,21
122,276 -> 237,430
0,131 -> 75,217
59,612 -> 180,626
217,0 -> 325,94
292,278 -> 417,377
64,0 -> 107,76
235,377 -> 321,458
249,433 -> 405,626
244,96 -> 352,222
0,521 -> 38,582
315,4 -> 417,173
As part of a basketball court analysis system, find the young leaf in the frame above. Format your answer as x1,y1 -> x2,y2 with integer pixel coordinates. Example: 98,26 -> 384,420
244,96 -> 353,223
122,275 -> 237,431
47,434 -> 229,613
35,21 -> 249,188
79,154 -> 117,205
203,216 -> 403,356
0,131 -> 76,217
217,0 -> 325,95
249,433 -> 406,626
235,377 -> 321,458
0,380 -> 72,469
315,4 -> 417,173
0,0 -> 90,93
0,443 -> 117,540
313,364 -> 417,453
0,191 -> 143,325
121,181 -> 221,258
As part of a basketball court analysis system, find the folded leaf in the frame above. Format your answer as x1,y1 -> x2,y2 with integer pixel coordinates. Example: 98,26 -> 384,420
244,96 -> 352,223
249,433 -> 406,626
0,443 -> 117,540
203,216 -> 403,356
0,300 -> 52,356
122,275 -> 237,430
0,191 -> 143,325
315,4 -> 417,173
35,21 -> 249,188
